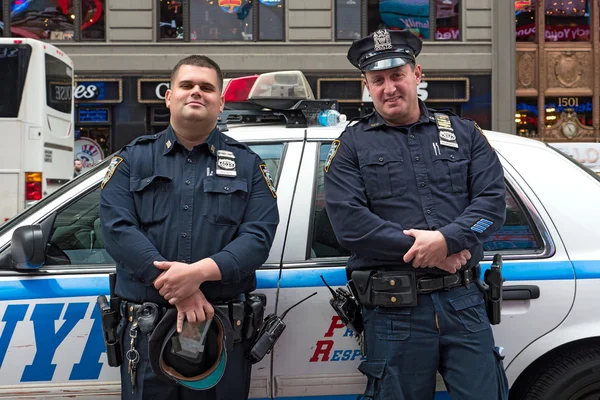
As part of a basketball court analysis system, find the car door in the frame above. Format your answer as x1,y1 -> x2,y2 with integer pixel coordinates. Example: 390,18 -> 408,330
272,135 -> 575,398
0,141 -> 295,399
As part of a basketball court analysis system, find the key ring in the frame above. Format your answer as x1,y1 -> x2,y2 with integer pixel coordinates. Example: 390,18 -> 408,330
126,349 -> 140,364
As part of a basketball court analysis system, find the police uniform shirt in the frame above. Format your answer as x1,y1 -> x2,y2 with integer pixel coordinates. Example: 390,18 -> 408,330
99,125 -> 279,304
323,100 -> 506,273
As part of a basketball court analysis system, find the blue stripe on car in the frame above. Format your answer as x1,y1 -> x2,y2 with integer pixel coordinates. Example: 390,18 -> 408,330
1,260 -> 597,301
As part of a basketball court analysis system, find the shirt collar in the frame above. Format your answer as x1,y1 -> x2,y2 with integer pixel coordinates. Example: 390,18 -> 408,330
162,125 -> 221,156
364,99 -> 434,131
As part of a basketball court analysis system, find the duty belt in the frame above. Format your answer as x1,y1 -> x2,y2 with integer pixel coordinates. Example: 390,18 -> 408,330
416,268 -> 475,294
350,267 -> 479,308
120,301 -> 170,335
120,296 -> 254,343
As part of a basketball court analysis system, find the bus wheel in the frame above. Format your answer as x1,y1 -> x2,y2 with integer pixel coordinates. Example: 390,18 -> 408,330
520,345 -> 600,400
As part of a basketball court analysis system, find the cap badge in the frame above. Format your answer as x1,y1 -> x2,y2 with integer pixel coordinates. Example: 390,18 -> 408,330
373,29 -> 393,52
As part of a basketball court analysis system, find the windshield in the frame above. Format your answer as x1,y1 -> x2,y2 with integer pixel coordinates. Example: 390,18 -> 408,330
0,44 -> 31,118
547,144 -> 600,184
0,156 -> 112,233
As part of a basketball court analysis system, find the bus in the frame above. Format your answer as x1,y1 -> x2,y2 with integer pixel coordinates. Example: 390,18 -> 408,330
0,38 -> 75,224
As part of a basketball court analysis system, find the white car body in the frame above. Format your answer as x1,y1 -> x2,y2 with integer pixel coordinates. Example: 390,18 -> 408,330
0,122 -> 599,399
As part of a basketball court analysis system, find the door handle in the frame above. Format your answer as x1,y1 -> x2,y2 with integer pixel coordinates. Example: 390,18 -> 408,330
503,285 -> 540,301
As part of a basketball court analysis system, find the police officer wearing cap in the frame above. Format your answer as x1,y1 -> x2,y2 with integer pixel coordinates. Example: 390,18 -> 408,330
99,55 -> 279,399
323,29 -> 509,399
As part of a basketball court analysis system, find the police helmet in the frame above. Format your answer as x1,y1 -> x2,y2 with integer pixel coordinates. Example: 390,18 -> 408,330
148,306 -> 233,390
347,29 -> 423,72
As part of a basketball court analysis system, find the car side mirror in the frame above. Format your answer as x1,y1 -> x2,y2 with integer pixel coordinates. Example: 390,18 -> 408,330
11,225 -> 46,270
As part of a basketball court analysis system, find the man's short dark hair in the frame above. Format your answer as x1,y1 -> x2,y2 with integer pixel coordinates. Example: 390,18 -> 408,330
170,55 -> 224,92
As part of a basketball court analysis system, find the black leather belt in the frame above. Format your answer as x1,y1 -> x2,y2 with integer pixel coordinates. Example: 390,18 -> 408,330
416,268 -> 475,294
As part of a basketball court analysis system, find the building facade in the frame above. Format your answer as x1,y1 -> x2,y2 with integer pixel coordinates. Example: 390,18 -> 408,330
1,0 -> 516,159
515,0 -> 600,144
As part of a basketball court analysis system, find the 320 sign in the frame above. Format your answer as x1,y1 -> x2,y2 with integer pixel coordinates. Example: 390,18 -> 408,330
52,84 -> 73,102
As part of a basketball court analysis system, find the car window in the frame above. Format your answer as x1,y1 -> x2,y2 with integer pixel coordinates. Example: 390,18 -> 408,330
311,143 -> 542,259
45,187 -> 114,266
43,143 -> 286,267
249,143 -> 285,186
482,188 -> 542,252
311,144 -> 352,258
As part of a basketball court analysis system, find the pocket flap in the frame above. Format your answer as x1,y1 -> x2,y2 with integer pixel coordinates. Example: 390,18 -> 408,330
204,178 -> 248,194
358,360 -> 386,379
371,272 -> 414,291
431,152 -> 468,162
358,150 -> 403,166
130,175 -> 172,192
449,293 -> 485,312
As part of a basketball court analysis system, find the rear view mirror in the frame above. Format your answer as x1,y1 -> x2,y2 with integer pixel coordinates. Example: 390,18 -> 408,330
11,225 -> 45,270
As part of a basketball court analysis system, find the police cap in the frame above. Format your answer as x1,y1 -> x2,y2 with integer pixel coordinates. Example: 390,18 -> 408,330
347,29 -> 423,72
148,306 -> 233,390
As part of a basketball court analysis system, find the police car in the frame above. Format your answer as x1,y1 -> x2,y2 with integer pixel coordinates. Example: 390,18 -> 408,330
1,71 -> 599,400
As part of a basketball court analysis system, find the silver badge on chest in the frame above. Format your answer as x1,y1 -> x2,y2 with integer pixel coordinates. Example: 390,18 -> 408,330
434,113 -> 459,149
216,150 -> 237,177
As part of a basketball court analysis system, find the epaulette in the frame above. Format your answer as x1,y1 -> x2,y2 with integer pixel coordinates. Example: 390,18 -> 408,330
427,107 -> 460,118
124,133 -> 163,149
219,132 -> 255,155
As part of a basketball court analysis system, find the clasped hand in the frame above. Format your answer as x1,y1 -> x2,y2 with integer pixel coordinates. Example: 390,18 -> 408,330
153,261 -> 202,304
403,229 -> 470,273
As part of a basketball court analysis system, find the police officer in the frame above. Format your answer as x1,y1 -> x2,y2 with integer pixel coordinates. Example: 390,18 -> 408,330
323,30 -> 509,399
99,55 -> 279,399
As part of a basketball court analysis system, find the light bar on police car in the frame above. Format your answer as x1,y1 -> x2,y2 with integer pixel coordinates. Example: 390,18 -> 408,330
223,71 -> 316,111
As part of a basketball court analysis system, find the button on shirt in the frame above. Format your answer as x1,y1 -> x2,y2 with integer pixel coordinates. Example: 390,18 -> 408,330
324,101 -> 506,273
100,126 -> 279,305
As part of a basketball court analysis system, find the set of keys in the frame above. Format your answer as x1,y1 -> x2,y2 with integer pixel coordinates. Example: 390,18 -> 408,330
126,321 -> 140,393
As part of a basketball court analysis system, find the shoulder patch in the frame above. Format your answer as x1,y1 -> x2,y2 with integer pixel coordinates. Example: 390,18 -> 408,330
473,121 -> 495,152
259,163 -> 277,199
324,139 -> 341,173
474,122 -> 484,135
101,156 -> 123,189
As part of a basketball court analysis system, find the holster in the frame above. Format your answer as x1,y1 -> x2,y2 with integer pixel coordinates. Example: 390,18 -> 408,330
351,270 -> 418,308
215,293 -> 266,343
244,294 -> 265,342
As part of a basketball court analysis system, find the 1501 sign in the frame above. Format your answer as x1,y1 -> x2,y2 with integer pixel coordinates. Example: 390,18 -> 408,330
558,97 -> 579,107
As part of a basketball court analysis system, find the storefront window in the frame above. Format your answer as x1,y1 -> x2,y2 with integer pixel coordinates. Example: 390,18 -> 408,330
435,0 -> 460,41
545,97 -> 593,127
159,0 -> 184,40
364,0 -> 460,41
516,0 -> 536,42
81,0 -> 105,40
190,0 -> 253,41
10,0 -> 75,40
336,0 -> 362,40
544,0 -> 590,42
515,98 -> 539,137
258,0 -> 284,40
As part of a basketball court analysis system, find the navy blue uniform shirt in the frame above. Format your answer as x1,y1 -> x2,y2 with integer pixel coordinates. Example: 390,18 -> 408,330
99,125 -> 279,305
324,101 -> 506,273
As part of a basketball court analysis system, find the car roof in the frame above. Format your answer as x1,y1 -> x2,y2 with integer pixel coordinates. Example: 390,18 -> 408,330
225,122 -> 550,152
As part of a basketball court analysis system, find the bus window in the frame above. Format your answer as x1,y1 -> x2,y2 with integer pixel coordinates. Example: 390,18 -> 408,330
46,53 -> 73,114
0,45 -> 31,118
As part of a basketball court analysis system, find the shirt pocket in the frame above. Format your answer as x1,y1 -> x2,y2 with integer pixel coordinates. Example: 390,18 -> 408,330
430,149 -> 469,193
130,175 -> 172,225
357,149 -> 407,200
203,177 -> 248,226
